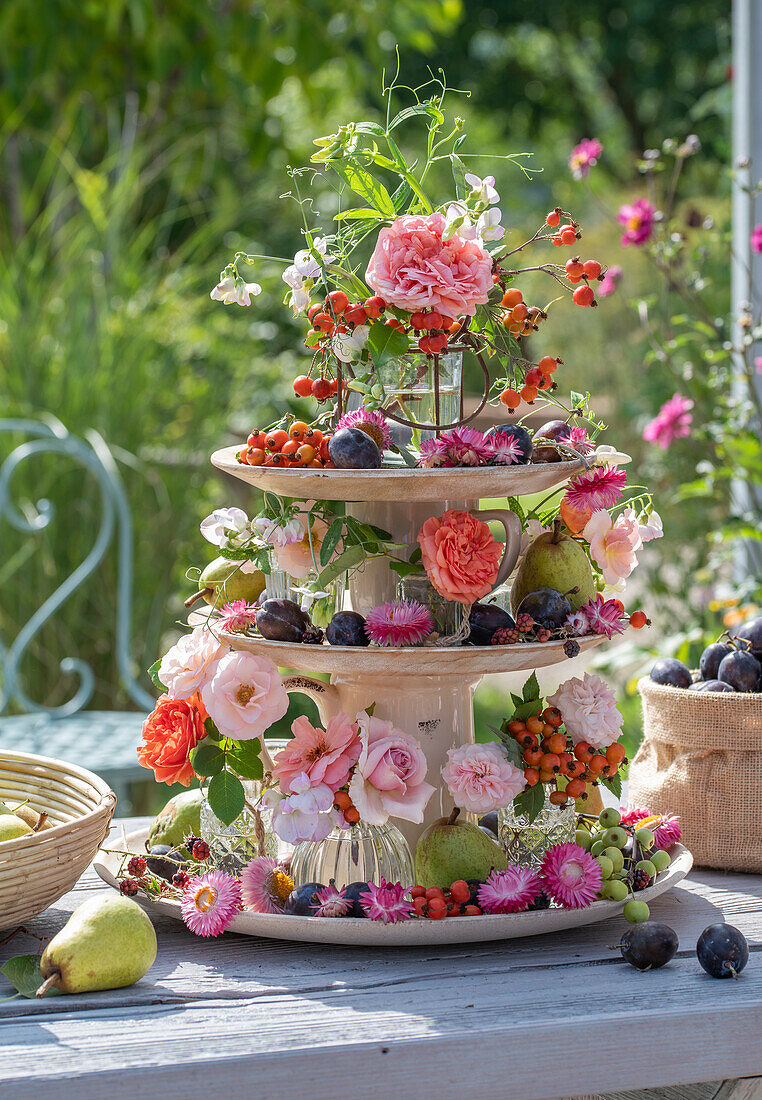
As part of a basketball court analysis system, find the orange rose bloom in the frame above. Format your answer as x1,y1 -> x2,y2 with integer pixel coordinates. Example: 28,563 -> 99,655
417,509 -> 502,605
137,692 -> 208,787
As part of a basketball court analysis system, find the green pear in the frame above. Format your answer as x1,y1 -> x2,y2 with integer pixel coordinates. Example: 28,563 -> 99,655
511,519 -> 595,613
0,814 -> 33,842
38,894 -> 157,996
415,808 -> 509,889
185,556 -> 265,610
147,788 -> 203,850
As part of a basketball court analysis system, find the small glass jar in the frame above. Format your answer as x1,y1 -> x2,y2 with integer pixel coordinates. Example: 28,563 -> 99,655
376,349 -> 463,446
264,567 -> 295,601
289,821 -> 414,890
397,574 -> 466,639
497,789 -> 576,869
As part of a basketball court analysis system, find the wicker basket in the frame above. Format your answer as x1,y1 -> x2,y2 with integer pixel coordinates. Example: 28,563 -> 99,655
0,750 -> 116,928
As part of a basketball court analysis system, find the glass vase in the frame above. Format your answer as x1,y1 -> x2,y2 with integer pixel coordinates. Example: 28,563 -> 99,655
376,349 -> 463,447
289,821 -> 414,890
497,789 -> 576,869
397,574 -> 466,640
264,567 -> 295,601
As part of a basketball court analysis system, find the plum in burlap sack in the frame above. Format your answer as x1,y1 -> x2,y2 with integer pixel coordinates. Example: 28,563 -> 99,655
630,677 -> 762,871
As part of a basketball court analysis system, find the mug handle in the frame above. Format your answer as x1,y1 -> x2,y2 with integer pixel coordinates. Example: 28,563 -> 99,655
282,673 -> 341,726
475,508 -> 523,593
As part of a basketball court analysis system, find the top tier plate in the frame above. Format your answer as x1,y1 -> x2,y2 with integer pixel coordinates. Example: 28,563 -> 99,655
211,446 -> 584,502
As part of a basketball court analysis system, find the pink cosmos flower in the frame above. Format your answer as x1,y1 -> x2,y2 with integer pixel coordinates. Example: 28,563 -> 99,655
654,814 -> 682,850
365,600 -> 434,647
618,198 -> 655,246
217,600 -> 259,634
181,870 -> 241,937
365,213 -> 493,319
240,856 -> 293,914
336,408 -> 392,451
201,651 -> 289,741
582,510 -> 641,585
360,879 -> 414,923
565,465 -> 627,512
348,712 -> 435,826
418,509 -> 502,605
597,264 -> 623,298
441,742 -> 526,815
477,866 -> 544,913
547,672 -> 624,750
314,884 -> 352,918
752,225 -> 762,253
642,394 -> 694,450
272,712 -> 361,795
541,843 -> 602,909
158,625 -> 226,699
578,594 -> 626,640
569,138 -> 603,180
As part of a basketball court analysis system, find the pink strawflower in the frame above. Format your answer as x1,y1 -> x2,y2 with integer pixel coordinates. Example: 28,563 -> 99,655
597,264 -> 623,298
654,814 -> 682,850
336,408 -> 392,451
541,843 -> 602,909
579,594 -> 626,640
477,866 -> 543,913
366,212 -> 493,319
752,225 -> 762,254
569,138 -> 603,180
618,198 -> 655,246
360,878 -> 414,924
217,600 -> 259,633
487,433 -> 525,465
418,436 -> 449,468
272,712 -> 361,795
445,427 -> 495,466
582,510 -> 641,585
365,600 -> 434,647
620,806 -> 651,827
548,672 -> 623,749
567,426 -> 594,455
181,870 -> 241,937
442,742 -> 526,814
565,609 -> 590,637
314,883 -> 352,917
642,394 -> 693,449
240,856 -> 293,914
565,465 -> 627,511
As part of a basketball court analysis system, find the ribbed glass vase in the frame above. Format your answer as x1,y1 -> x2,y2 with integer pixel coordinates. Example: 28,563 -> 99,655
498,789 -> 576,869
290,821 -> 414,890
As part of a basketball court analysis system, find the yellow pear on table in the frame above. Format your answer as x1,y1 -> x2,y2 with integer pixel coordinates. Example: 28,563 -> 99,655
185,556 -> 266,609
0,813 -> 33,842
37,893 -> 157,996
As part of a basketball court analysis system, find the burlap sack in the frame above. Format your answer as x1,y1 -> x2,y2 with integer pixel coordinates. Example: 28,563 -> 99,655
630,677 -> 762,871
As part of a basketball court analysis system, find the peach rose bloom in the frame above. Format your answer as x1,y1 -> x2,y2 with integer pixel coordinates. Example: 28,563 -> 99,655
158,625 -> 225,699
365,213 -> 493,318
349,712 -> 435,826
582,510 -> 641,585
441,742 -> 526,814
272,712 -> 361,795
201,651 -> 289,740
417,509 -> 502,605
137,692 -> 208,787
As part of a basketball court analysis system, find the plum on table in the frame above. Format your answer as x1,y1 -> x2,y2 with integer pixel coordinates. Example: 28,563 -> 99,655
326,611 -> 370,647
468,603 -> 515,645
717,649 -> 761,692
649,657 -> 692,689
328,427 -> 382,469
696,923 -> 749,978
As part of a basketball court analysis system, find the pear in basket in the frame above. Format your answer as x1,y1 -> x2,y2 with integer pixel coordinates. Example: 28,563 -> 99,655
0,813 -> 33,842
37,893 -> 157,996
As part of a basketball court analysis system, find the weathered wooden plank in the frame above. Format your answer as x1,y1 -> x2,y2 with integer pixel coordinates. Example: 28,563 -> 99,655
714,1080 -> 762,1100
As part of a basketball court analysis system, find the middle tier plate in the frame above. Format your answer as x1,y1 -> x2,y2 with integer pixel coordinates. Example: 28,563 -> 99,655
211,445 -> 585,502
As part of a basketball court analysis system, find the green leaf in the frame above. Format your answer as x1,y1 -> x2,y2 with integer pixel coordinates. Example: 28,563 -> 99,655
388,103 -> 445,130
487,725 -> 523,767
333,162 -> 395,217
191,742 -> 225,777
203,717 -> 223,742
392,440 -> 418,467
389,558 -> 424,579
334,207 -> 385,222
512,783 -> 545,824
147,659 -> 166,692
1,955 -> 60,999
207,770 -> 246,826
450,152 -> 467,199
226,741 -> 264,782
522,672 -> 541,704
510,693 -> 523,710
510,699 -> 544,722
316,544 -> 366,588
353,121 -> 387,137
320,517 -> 344,566
366,321 -> 409,367
600,770 -> 623,800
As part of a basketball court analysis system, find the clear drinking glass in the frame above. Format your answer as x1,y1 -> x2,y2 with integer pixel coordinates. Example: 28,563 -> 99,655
376,349 -> 463,446
497,789 -> 576,869
289,821 -> 414,890
397,574 -> 466,639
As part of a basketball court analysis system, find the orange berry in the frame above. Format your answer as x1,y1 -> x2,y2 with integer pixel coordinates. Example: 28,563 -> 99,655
520,385 -> 538,403
507,719 -> 526,735
587,754 -> 608,777
560,226 -> 578,245
545,209 -> 561,227
542,706 -> 563,726
289,420 -> 310,441
245,447 -> 266,466
606,742 -> 626,765
565,777 -> 586,799
583,259 -> 602,279
450,880 -> 470,904
413,896 -> 428,914
526,715 -> 544,735
525,367 -> 543,387
552,235 -> 563,247
344,806 -> 361,824
313,311 -> 335,333
524,767 -> 540,786
425,886 -> 445,901
265,429 -> 289,452
566,759 -> 586,779
549,789 -> 569,805
518,731 -> 538,750
540,753 -> 561,773
326,290 -> 349,315
293,375 -> 313,397
573,285 -> 596,307
333,790 -> 352,810
523,747 -> 544,767
539,768 -> 556,783
526,306 -> 546,326
630,610 -> 649,629
464,904 -> 482,916
296,444 -> 316,464
281,440 -> 300,460
547,732 -> 567,755
499,388 -> 521,409
502,288 -> 523,308
427,897 -> 447,919
538,356 -> 558,375
565,259 -> 584,279
574,741 -> 595,763
511,302 -> 528,322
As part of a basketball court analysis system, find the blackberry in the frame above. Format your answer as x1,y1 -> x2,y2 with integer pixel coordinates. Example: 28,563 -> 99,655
536,626 -> 552,643
185,835 -> 203,853
120,877 -> 139,897
492,626 -> 520,645
191,838 -> 210,861
516,612 -> 535,633
302,626 -> 325,645
127,855 -> 147,878
173,870 -> 190,890
632,869 -> 651,892
564,639 -> 580,658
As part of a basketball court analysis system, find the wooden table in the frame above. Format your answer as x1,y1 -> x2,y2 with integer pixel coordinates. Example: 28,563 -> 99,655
1,818 -> 760,1100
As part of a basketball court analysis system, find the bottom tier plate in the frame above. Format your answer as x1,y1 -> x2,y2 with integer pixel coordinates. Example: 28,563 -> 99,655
94,830 -> 693,948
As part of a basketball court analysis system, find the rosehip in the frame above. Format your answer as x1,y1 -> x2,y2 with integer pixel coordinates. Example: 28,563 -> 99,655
545,209 -> 561,227
565,259 -> 584,279
499,388 -> 521,409
313,311 -> 335,332
525,367 -> 543,387
311,378 -> 332,401
325,290 -> 349,315
502,288 -> 523,308
573,285 -> 596,307
560,226 -> 578,245
344,304 -> 367,326
247,431 -> 266,449
520,384 -> 538,403
630,610 -> 649,629
583,260 -> 602,279
363,295 -> 386,318
293,375 -> 313,398
265,429 -> 289,452
289,421 -> 310,441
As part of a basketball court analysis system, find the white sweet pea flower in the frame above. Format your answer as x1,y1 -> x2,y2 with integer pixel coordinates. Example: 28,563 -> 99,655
621,506 -> 663,544
282,264 -> 304,290
476,207 -> 505,242
289,285 -> 312,314
333,324 -> 369,363
210,274 -> 236,302
251,516 -> 303,547
293,236 -> 334,278
235,280 -> 262,306
593,444 -> 632,467
200,507 -> 251,548
465,172 -> 500,206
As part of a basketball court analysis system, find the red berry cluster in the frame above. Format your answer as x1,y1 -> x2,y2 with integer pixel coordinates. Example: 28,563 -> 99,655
491,613 -> 548,645
293,374 -> 338,401
545,207 -> 581,247
333,789 -> 360,825
306,291 -> 385,346
409,310 -> 454,355
237,423 -> 333,469
410,880 -> 481,919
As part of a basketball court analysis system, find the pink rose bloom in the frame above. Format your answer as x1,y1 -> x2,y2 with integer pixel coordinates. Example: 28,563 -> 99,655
365,213 -> 493,319
418,508 -> 502,605
569,138 -> 602,180
348,712 -> 435,826
617,198 -> 655,246
547,673 -> 623,750
201,651 -> 288,740
442,742 -> 526,814
273,514 -> 329,579
752,225 -> 762,253
158,625 -> 226,699
582,510 -> 641,586
272,712 -> 361,795
642,393 -> 693,449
